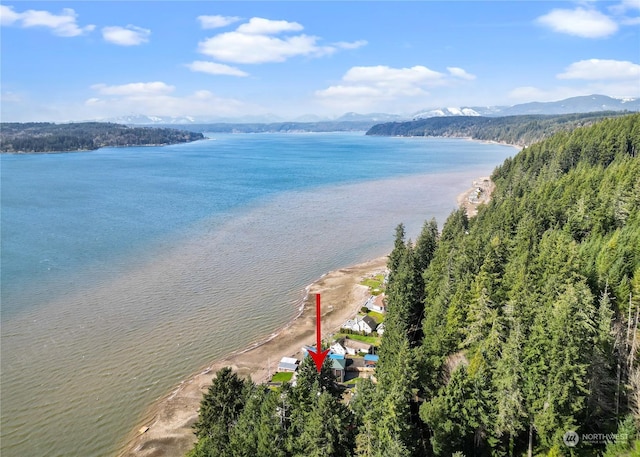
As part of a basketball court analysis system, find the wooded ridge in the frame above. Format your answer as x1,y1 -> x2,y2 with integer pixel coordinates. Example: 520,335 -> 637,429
0,122 -> 204,153
365,111 -> 634,147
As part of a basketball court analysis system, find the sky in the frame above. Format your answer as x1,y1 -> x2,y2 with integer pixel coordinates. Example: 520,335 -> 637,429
1,1 -> 639,122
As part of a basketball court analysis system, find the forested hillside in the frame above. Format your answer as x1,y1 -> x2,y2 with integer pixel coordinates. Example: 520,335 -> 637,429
188,114 -> 640,456
0,122 -> 204,153
366,111 -> 633,147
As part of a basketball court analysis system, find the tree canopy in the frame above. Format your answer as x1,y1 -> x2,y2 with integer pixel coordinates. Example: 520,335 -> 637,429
0,122 -> 204,153
190,114 -> 640,456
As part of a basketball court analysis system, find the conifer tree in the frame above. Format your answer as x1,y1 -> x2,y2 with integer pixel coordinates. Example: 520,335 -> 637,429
414,218 -> 438,275
193,367 -> 249,443
295,391 -> 355,457
388,223 -> 407,277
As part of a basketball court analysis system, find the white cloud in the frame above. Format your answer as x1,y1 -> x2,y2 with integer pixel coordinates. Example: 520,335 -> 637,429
83,85 -> 260,119
333,40 -> 368,50
0,5 -> 21,25
91,82 -> 175,96
197,15 -> 241,29
621,0 -> 640,9
343,65 -> 444,84
620,16 -> 640,24
236,17 -> 303,35
509,59 -> 640,103
197,16 -> 365,64
610,0 -> 640,14
199,31 -> 324,64
185,61 -> 249,77
102,25 -> 150,46
557,59 -> 640,80
536,7 -> 618,38
447,67 -> 476,81
0,5 -> 94,37
315,64 -> 475,112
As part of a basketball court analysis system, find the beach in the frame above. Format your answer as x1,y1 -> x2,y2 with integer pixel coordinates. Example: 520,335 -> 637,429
118,256 -> 389,457
456,176 -> 495,217
117,177 -> 493,457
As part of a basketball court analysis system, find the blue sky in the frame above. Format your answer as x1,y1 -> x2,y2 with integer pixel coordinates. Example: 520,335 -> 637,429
1,1 -> 639,121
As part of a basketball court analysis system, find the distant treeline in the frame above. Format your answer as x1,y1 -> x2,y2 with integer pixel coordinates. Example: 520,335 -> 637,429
366,111 -> 634,147
0,122 -> 204,153
175,120 -> 376,134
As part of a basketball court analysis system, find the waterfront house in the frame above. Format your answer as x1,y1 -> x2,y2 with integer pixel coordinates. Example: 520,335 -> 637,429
342,315 -> 377,334
331,357 -> 347,383
330,342 -> 347,356
342,338 -> 372,355
278,356 -> 299,372
360,315 -> 377,333
365,295 -> 386,313
373,295 -> 386,313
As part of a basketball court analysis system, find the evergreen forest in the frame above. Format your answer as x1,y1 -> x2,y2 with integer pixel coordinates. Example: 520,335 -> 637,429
189,114 -> 640,457
366,112 -> 634,148
0,122 -> 204,153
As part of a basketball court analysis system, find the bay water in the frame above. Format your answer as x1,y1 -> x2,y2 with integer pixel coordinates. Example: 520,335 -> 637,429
1,133 -> 514,456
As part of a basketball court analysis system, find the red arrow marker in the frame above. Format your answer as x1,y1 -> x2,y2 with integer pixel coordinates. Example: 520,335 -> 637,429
309,293 -> 329,373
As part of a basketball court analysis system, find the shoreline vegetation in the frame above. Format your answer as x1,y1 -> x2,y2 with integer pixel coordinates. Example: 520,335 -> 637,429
117,178 -> 492,457
3,111 -> 623,154
0,122 -> 204,153
365,111 -> 634,147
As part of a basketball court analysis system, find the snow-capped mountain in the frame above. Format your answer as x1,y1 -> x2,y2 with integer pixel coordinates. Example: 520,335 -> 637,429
412,95 -> 639,119
100,113 -> 285,125
102,115 -> 198,125
98,95 -> 638,126
412,107 -> 481,120
492,95 -> 640,116
334,112 -> 408,122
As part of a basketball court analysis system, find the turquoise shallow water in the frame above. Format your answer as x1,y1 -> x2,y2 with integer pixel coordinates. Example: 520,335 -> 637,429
1,133 -> 514,457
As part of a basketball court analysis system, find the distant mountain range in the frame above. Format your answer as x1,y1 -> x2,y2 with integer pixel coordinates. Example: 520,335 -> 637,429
463,94 -> 640,118
101,95 -> 638,126
103,112 -> 408,125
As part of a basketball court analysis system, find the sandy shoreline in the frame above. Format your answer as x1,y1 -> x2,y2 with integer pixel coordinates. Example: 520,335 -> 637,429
118,176 -> 492,457
456,176 -> 495,217
118,256 -> 389,457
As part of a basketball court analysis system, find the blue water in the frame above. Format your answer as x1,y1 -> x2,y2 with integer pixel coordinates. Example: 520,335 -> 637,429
0,133 -> 514,457
1,133 -> 508,317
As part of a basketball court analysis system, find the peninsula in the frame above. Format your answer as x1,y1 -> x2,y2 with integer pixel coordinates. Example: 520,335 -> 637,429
0,122 -> 204,153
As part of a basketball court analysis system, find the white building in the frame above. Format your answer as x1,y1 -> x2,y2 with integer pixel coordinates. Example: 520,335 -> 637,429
277,356 -> 299,372
330,342 -> 347,356
364,295 -> 386,313
342,315 -> 377,334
